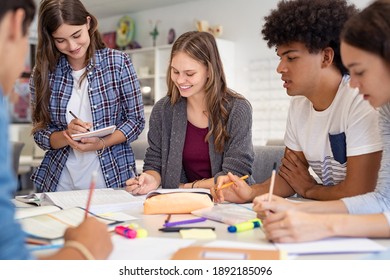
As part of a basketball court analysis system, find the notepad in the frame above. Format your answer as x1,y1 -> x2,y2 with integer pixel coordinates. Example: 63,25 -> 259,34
18,207 -> 120,241
71,125 -> 116,141
191,203 -> 257,225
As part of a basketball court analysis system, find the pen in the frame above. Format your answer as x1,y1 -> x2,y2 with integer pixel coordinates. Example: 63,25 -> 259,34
165,214 -> 171,224
163,217 -> 207,227
69,110 -> 90,132
85,171 -> 98,219
159,226 -> 215,232
217,174 -> 249,191
268,162 -> 277,202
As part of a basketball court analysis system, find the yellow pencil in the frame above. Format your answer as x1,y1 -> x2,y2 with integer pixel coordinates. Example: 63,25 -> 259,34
217,174 -> 249,191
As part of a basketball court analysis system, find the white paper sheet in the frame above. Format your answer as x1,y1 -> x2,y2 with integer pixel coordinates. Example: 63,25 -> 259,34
109,236 -> 196,260
274,237 -> 387,255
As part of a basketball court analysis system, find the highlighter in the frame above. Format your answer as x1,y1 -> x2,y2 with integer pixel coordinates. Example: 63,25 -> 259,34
127,223 -> 148,238
115,225 -> 137,239
227,219 -> 262,233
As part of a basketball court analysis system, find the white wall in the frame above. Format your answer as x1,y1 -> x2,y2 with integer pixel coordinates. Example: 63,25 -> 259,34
24,0 -> 374,146
97,0 -> 373,145
99,0 -> 275,95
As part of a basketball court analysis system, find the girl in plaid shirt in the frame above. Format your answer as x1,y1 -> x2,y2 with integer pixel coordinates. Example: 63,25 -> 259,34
30,0 -> 145,192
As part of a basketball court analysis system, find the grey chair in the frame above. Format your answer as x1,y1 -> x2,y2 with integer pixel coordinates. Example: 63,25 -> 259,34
252,145 -> 285,183
11,141 -> 25,176
131,139 -> 148,161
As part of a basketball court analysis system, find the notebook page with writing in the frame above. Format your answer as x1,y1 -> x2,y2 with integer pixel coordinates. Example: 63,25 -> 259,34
19,207 -> 118,240
191,203 -> 256,225
41,189 -> 144,214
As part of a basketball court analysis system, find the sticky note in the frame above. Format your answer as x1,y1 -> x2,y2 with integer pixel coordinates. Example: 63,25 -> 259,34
179,229 -> 217,239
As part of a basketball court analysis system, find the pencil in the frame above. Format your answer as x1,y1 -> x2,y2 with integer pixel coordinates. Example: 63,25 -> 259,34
268,162 -> 277,202
85,171 -> 98,219
69,110 -> 90,132
217,174 -> 249,191
165,214 -> 171,224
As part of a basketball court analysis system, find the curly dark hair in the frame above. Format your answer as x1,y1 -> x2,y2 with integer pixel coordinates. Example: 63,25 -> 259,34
261,0 -> 359,75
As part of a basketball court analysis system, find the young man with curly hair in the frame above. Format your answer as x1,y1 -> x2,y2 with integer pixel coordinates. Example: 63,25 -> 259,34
214,0 -> 383,203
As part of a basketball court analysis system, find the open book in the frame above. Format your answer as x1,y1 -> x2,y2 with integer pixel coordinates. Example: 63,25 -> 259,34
17,207 -> 121,241
71,125 -> 116,141
15,188 -> 144,215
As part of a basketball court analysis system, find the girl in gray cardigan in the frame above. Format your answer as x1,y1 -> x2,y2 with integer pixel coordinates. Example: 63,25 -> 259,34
126,31 -> 255,194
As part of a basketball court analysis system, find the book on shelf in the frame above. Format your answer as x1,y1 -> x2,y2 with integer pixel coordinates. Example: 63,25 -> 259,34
15,188 -> 144,215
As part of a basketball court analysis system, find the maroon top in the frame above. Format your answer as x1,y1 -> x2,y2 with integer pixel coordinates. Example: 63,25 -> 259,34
182,121 -> 212,182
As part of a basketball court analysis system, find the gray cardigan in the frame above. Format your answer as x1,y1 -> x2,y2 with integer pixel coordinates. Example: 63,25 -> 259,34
143,96 -> 255,188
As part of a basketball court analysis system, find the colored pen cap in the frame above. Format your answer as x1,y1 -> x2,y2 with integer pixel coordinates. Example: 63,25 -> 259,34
249,218 -> 262,227
136,228 -> 148,238
127,223 -> 139,229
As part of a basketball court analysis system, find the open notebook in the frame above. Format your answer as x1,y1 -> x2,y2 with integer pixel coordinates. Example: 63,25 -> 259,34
15,188 -> 144,214
192,203 -> 257,225
17,207 -> 121,241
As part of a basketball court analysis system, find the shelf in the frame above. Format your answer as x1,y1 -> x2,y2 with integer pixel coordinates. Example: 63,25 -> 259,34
124,39 -> 234,106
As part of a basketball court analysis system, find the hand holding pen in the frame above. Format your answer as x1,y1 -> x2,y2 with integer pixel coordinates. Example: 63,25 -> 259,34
213,172 -> 252,204
68,111 -> 92,134
125,168 -> 159,195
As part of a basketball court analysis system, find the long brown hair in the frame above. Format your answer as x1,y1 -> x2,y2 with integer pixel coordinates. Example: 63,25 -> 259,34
32,0 -> 105,132
167,31 -> 244,153
341,0 -> 390,65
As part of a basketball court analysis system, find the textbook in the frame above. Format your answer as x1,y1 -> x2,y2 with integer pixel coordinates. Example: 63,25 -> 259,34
71,125 -> 116,141
17,206 -> 121,240
191,203 -> 257,225
15,188 -> 144,215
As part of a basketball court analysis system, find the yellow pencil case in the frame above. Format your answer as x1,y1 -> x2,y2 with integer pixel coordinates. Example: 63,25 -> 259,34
143,192 -> 213,214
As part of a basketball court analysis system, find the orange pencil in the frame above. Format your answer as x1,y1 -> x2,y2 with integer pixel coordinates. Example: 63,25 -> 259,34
85,171 -> 98,219
217,174 -> 249,191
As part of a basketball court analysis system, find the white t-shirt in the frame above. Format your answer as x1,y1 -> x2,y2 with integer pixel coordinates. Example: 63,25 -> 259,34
284,75 -> 382,186
342,103 -> 390,225
57,68 -> 106,191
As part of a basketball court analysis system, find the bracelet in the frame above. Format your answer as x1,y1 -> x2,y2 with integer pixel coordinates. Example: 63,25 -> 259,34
192,178 -> 206,189
96,137 -> 106,156
64,240 -> 95,260
191,180 -> 198,189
